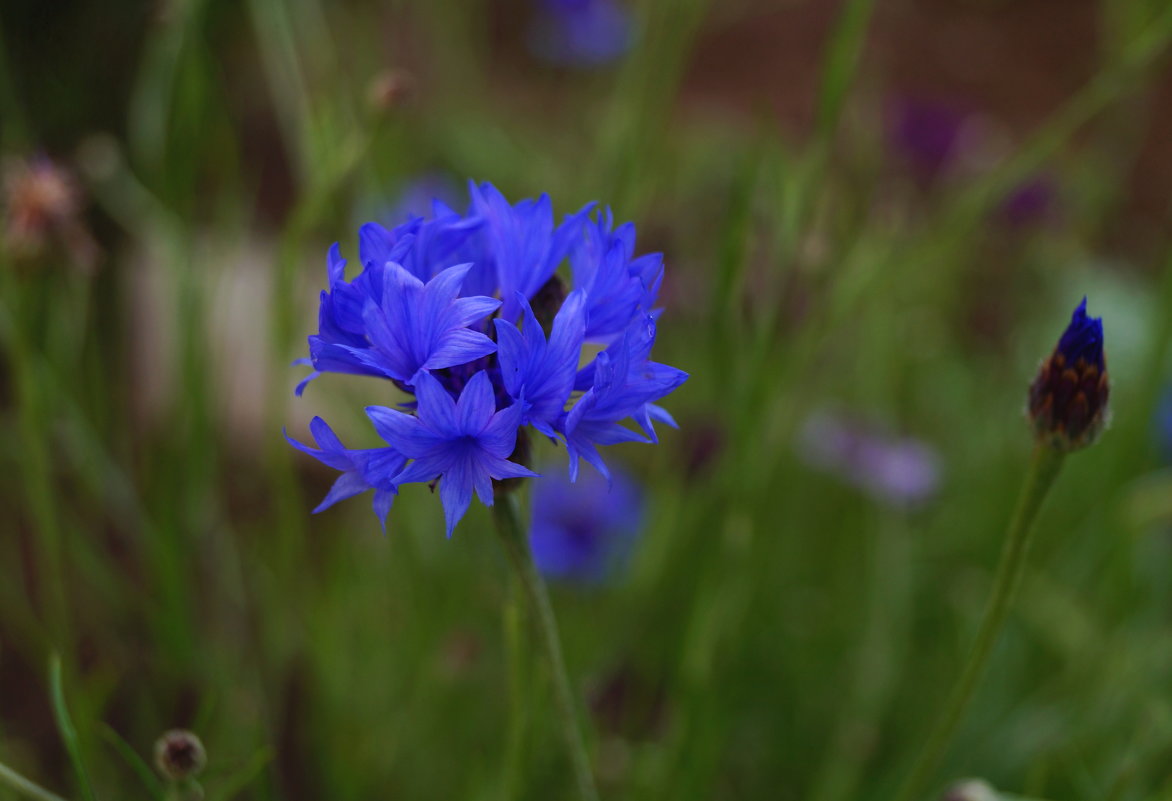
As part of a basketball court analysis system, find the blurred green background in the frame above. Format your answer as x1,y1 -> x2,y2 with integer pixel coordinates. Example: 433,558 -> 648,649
2,0 -> 1172,799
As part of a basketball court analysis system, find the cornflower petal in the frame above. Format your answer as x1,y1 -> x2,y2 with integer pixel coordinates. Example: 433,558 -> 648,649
366,406 -> 445,458
413,371 -> 460,433
481,402 -> 525,457
456,371 -> 496,434
290,182 -> 685,534
494,290 -> 586,436
419,328 -> 498,376
316,471 -> 371,513
284,417 -> 405,522
392,456 -> 448,487
439,454 -> 475,537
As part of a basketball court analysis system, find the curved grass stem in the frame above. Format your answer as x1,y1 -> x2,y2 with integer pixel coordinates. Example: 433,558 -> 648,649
0,760 -> 71,801
895,445 -> 1067,801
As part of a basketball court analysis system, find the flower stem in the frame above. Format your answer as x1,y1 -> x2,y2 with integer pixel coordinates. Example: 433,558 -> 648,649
492,492 -> 599,801
0,760 -> 71,801
500,579 -> 527,801
895,444 -> 1066,801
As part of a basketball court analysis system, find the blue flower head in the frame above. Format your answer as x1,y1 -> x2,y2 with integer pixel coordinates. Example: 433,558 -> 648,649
1028,297 -> 1109,451
530,465 -> 642,582
289,182 -> 687,535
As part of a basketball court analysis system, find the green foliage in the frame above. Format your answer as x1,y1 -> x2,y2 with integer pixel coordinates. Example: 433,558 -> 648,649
1,1 -> 1171,800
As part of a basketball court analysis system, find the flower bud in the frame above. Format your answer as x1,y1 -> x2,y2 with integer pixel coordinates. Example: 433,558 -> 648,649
154,729 -> 206,781
1028,297 -> 1108,451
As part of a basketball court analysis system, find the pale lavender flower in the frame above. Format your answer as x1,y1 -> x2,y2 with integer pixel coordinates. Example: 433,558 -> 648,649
798,411 -> 941,507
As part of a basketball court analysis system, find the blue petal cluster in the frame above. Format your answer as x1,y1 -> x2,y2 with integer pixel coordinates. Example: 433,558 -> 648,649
289,182 -> 687,535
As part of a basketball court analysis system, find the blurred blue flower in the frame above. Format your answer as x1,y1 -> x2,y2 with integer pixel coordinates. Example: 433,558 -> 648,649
528,0 -> 634,68
385,174 -> 462,222
530,465 -> 642,582
798,411 -> 942,507
1029,297 -> 1109,451
289,181 -> 687,534
1157,385 -> 1172,463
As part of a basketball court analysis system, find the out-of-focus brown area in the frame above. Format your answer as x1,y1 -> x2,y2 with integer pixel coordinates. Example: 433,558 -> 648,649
682,0 -> 1170,251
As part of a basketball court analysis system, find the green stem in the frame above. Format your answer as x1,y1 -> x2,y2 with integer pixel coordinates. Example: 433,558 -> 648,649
0,760 -> 71,801
501,580 -> 527,801
492,493 -> 599,801
895,445 -> 1067,801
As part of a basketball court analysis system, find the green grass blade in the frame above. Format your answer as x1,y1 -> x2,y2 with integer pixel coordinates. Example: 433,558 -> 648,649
48,657 -> 97,801
95,725 -> 161,799
205,748 -> 274,801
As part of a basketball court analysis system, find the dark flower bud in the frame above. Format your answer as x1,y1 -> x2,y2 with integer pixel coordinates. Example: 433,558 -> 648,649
154,729 -> 206,781
1028,297 -> 1108,451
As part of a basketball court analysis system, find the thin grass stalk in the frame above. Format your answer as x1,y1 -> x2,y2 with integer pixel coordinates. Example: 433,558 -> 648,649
895,445 -> 1067,801
0,760 -> 71,801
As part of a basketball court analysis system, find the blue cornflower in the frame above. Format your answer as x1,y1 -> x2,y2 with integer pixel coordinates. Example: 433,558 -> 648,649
1028,297 -> 1109,451
564,314 -> 687,482
528,0 -> 634,68
494,289 -> 587,439
310,260 -> 500,387
571,208 -> 663,341
367,372 -> 537,536
530,465 -> 642,582
289,181 -> 687,534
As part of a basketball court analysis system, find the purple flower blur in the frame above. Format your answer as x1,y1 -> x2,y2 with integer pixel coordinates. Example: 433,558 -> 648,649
887,98 -> 969,186
797,411 -> 941,507
528,0 -> 634,68
997,175 -> 1059,228
530,465 -> 642,582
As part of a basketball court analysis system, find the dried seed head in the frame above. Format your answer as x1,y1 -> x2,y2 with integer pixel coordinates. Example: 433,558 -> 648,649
154,729 -> 206,781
